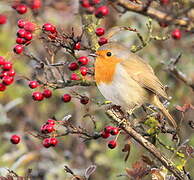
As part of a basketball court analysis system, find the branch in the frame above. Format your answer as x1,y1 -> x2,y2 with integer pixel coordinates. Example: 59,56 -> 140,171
106,108 -> 186,180
116,0 -> 194,30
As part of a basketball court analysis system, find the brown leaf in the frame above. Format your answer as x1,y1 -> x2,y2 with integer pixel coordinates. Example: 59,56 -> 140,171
175,103 -> 194,113
122,141 -> 131,162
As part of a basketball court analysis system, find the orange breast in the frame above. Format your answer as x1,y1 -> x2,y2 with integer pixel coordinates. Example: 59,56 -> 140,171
95,54 -> 122,84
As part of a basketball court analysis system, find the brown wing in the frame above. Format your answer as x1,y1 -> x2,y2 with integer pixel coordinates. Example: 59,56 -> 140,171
121,53 -> 168,99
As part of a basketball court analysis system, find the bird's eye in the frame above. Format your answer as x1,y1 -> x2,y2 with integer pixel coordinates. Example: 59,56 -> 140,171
106,52 -> 112,57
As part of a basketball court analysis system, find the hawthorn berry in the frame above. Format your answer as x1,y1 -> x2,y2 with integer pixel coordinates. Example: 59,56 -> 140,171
104,126 -> 113,133
80,0 -> 91,8
62,94 -> 71,102
24,31 -> 33,41
47,119 -> 55,126
30,0 -> 42,9
16,4 -> 28,14
0,71 -> 8,78
0,14 -> 7,25
42,138 -> 51,148
108,140 -> 117,149
16,37 -> 26,44
17,19 -> 26,28
101,131 -> 110,138
171,29 -> 181,40
50,138 -> 58,146
80,67 -> 88,76
7,69 -> 16,77
98,37 -> 108,46
13,44 -> 24,54
24,21 -> 36,32
43,89 -> 52,98
90,0 -> 101,5
74,42 -> 81,50
85,6 -> 95,14
95,6 -> 109,18
44,124 -> 55,133
80,96 -> 89,104
110,127 -> 119,135
10,135 -> 20,144
0,83 -> 6,91
160,0 -> 169,5
68,62 -> 79,71
3,62 -> 12,70
2,76 -> 14,85
42,23 -> 56,33
29,81 -> 39,89
70,73 -> 80,80
32,91 -> 44,101
95,27 -> 105,36
78,56 -> 89,66
17,29 -> 26,38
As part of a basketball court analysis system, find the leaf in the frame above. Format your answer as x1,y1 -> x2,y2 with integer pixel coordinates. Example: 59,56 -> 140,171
151,168 -> 166,180
84,165 -> 96,179
122,141 -> 131,162
175,103 -> 194,113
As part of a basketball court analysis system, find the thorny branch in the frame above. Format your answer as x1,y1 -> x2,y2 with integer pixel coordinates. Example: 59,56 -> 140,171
106,107 -> 186,180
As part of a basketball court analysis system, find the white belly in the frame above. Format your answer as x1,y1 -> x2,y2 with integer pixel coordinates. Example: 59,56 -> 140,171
97,64 -> 148,109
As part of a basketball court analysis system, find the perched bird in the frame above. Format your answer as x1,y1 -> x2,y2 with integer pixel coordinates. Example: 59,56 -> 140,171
94,42 -> 177,128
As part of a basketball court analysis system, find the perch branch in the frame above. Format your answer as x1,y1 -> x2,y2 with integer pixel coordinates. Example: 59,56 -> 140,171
106,108 -> 186,180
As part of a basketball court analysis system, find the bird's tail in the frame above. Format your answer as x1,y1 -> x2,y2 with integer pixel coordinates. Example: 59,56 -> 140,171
152,95 -> 177,128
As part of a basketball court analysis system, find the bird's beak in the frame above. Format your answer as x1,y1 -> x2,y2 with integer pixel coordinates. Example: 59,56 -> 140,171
89,53 -> 98,57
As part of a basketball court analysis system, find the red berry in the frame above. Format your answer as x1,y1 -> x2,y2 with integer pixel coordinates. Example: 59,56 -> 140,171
85,6 -> 95,14
29,81 -> 38,89
101,131 -> 110,138
43,89 -> 52,98
0,14 -> 7,25
17,29 -> 26,38
32,91 -> 44,101
0,56 -> 5,65
0,71 -> 8,78
10,135 -> 20,144
62,94 -> 71,102
2,76 -> 14,85
95,27 -> 105,36
78,56 -> 89,66
3,62 -> 12,70
160,0 -> 169,5
16,37 -> 26,44
104,126 -> 113,133
24,31 -> 33,41
80,96 -> 89,104
110,127 -> 119,135
95,6 -> 109,18
13,44 -> 24,54
42,23 -> 56,33
108,140 -> 117,149
7,69 -> 16,76
80,0 -> 91,8
50,138 -> 58,146
91,0 -> 101,5
74,42 -> 81,50
0,83 -> 6,91
80,67 -> 88,76
17,19 -> 26,28
47,119 -> 55,125
24,21 -> 35,32
98,37 -> 108,46
70,73 -> 80,80
30,0 -> 42,9
42,138 -> 51,148
68,62 -> 79,71
171,29 -> 181,40
16,4 -> 28,14
44,124 -> 55,133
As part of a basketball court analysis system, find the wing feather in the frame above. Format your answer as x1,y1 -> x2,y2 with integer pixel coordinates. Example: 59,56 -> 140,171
121,53 -> 168,99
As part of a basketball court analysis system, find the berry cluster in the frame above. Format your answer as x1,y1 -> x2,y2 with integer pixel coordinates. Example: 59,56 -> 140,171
0,56 -> 15,92
28,80 -> 52,101
80,0 -> 109,18
101,126 -> 120,149
41,119 -> 58,148
95,27 -> 108,46
62,93 -> 89,105
42,23 -> 58,39
12,0 -> 42,14
14,19 -> 36,54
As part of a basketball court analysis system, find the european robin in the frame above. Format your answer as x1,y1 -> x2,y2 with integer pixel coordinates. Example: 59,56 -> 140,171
94,42 -> 177,128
